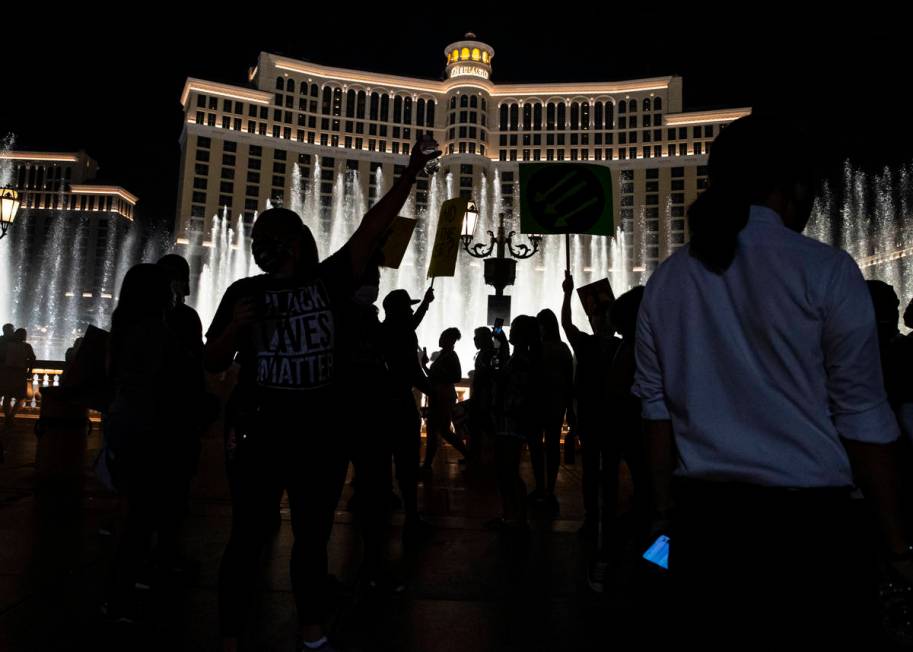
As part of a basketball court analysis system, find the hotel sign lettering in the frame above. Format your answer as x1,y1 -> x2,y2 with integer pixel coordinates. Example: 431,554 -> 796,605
449,65 -> 490,80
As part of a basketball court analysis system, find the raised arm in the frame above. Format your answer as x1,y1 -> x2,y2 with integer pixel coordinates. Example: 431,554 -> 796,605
561,271 -> 581,342
347,138 -> 440,279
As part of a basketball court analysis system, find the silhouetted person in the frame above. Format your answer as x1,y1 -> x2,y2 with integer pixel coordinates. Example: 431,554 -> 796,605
488,315 -> 541,532
157,254 -> 204,359
156,253 -> 211,574
528,308 -> 572,514
581,286 -> 650,592
561,271 -> 618,544
205,138 -> 440,652
634,115 -> 913,647
102,264 -> 202,622
64,336 -> 84,367
1,329 -> 36,430
339,262 -> 400,591
381,286 -> 434,537
423,327 -> 468,470
0,323 -> 14,361
468,326 -> 501,463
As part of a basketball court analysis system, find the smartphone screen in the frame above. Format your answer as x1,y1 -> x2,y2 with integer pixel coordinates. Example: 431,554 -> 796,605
643,534 -> 670,570
493,317 -> 504,334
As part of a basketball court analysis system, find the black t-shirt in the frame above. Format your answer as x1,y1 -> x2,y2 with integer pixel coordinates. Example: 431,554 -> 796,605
567,330 -> 618,429
206,248 -> 355,402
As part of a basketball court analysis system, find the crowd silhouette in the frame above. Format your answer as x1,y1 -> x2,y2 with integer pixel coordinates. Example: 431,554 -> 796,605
4,117 -> 913,650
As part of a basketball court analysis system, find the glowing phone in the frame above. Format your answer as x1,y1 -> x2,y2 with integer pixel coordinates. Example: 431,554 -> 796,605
493,317 -> 504,334
643,534 -> 670,570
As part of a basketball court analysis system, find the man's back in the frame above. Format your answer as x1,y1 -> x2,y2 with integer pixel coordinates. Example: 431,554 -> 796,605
635,205 -> 897,487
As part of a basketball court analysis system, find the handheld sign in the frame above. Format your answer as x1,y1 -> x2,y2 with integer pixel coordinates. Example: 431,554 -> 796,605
427,197 -> 469,279
519,164 -> 614,236
576,278 -> 615,319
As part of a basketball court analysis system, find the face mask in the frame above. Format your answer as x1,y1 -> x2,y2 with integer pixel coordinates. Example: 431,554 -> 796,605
252,239 -> 290,274
354,285 -> 379,306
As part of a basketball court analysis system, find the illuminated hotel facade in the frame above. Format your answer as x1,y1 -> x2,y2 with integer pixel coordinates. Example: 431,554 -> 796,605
0,150 -> 138,344
175,34 -> 750,272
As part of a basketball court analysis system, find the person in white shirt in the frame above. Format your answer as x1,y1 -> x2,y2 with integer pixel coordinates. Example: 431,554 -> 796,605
633,115 -> 913,647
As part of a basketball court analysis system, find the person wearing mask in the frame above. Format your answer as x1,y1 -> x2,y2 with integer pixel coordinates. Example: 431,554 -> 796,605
205,138 -> 440,652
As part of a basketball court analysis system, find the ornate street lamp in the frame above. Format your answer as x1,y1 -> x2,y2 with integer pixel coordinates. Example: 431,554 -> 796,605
0,187 -> 21,240
460,207 -> 542,324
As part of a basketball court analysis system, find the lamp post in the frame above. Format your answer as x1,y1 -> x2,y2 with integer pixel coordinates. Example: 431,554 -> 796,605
460,207 -> 542,325
0,187 -> 21,240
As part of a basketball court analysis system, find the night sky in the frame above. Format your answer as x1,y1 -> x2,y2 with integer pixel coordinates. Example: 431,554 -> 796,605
3,8 -> 907,227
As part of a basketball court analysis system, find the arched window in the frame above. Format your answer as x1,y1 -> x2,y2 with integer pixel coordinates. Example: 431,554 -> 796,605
547,103 -> 556,129
470,95 -> 478,109
460,95 -> 469,108
570,103 -> 580,130
310,84 -> 319,97
500,104 -> 509,130
426,100 -> 435,126
417,98 -> 426,126
643,98 -> 652,113
653,97 -> 663,112
403,97 -> 412,124
481,98 -> 487,112
393,96 -> 403,123
380,95 -> 390,121
275,76 -> 284,90
618,101 -> 626,115
606,102 -> 614,128
628,99 -> 636,113
581,102 -> 590,130
523,104 -> 531,130
594,102 -> 603,129
322,87 -> 332,114
370,92 -> 379,120
286,79 -> 295,93
557,103 -> 566,129
356,91 -> 366,119
471,48 -> 481,61
346,89 -> 356,118
509,104 -> 519,131
332,88 -> 342,117
533,103 -> 542,129
450,96 -> 457,109
461,47 -> 470,60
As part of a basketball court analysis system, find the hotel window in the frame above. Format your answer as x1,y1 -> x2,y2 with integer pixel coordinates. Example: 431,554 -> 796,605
322,87 -> 332,114
546,103 -> 555,129
678,127 -> 687,139
220,182 -> 233,194
193,177 -> 207,190
654,97 -> 663,112
394,96 -> 403,123
332,88 -> 342,116
285,96 -> 294,109
208,114 -> 216,126
222,117 -> 231,129
249,105 -> 257,117
619,117 -> 627,130
510,104 -> 519,130
694,143 -> 703,155
221,167 -> 234,180
273,126 -> 280,138
557,104 -> 566,129
704,125 -> 714,137
196,149 -> 210,162
197,95 -> 206,108
246,185 -> 258,197
196,112 -> 204,124
195,163 -> 208,176
523,104 -> 532,130
403,97 -> 412,124
208,97 -> 218,110
346,90 -> 356,118
546,150 -> 554,160
247,171 -> 260,183
234,118 -> 242,130
630,116 -> 638,128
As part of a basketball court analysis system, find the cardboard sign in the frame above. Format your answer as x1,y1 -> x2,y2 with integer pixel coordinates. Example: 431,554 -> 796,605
576,278 -> 615,318
427,197 -> 469,278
